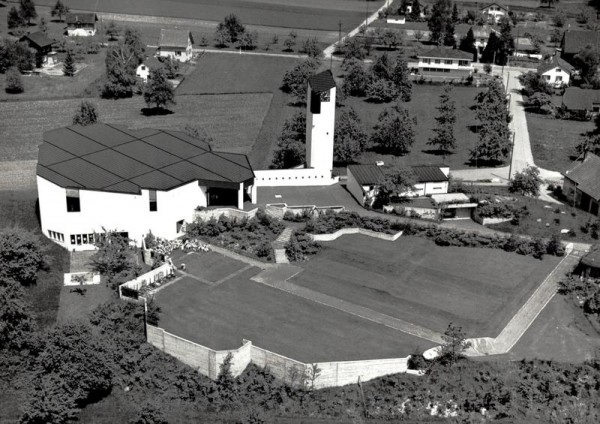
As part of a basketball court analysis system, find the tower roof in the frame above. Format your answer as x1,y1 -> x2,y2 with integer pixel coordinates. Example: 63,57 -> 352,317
308,70 -> 336,93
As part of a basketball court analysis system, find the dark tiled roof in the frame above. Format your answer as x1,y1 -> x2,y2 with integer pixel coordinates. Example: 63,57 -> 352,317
410,165 -> 449,183
537,55 -> 574,75
37,123 -> 254,194
561,88 -> 600,111
20,32 -> 54,49
581,244 -> 600,269
561,30 -> 600,55
563,153 -> 600,201
308,70 -> 336,92
65,13 -> 97,25
418,47 -> 473,60
347,164 -> 385,185
159,29 -> 193,48
480,2 -> 508,11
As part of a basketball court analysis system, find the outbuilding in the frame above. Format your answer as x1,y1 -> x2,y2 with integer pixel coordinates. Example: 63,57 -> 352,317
157,29 -> 194,62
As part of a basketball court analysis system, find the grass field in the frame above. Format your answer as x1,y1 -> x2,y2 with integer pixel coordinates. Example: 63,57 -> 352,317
526,112 -> 593,173
175,251 -> 248,282
342,84 -> 485,170
292,234 -> 561,338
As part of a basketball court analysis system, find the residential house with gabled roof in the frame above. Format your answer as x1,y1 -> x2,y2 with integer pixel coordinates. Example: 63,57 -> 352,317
417,47 -> 474,78
538,54 -> 574,87
561,87 -> 600,115
472,25 -> 499,60
481,3 -> 508,24
20,32 -> 56,67
562,153 -> 600,216
560,30 -> 600,62
65,13 -> 98,36
157,29 -> 194,62
36,123 -> 256,250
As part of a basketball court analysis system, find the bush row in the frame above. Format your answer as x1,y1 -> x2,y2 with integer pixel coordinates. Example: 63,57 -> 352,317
285,230 -> 321,262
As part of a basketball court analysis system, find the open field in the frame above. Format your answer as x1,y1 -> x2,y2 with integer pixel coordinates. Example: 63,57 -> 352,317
0,93 -> 271,163
342,84 -> 485,170
156,265 -> 437,362
526,112 -> 593,173
293,234 -> 561,338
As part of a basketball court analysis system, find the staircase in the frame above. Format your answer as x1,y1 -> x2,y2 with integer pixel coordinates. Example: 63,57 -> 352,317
272,227 -> 293,264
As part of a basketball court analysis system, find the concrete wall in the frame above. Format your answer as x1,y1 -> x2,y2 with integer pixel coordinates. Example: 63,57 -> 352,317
306,85 -> 336,172
309,228 -> 403,242
254,169 -> 338,187
194,207 -> 258,222
37,176 -> 207,250
265,203 -> 345,220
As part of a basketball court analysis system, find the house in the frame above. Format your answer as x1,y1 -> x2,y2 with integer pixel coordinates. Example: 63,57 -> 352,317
410,165 -> 450,196
537,55 -> 574,87
561,87 -> 600,115
513,37 -> 542,60
20,32 -> 55,67
65,13 -> 98,36
481,3 -> 508,23
562,153 -> 600,216
579,244 -> 600,278
473,25 -> 499,59
560,30 -> 600,63
386,15 -> 406,25
417,47 -> 474,78
136,63 -> 150,82
36,123 -> 256,250
384,193 -> 477,220
157,29 -> 194,62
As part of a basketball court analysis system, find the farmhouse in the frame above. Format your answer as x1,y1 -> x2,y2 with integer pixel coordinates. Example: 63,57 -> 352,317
560,30 -> 600,63
36,124 -> 256,250
157,29 -> 194,62
561,87 -> 600,115
20,32 -> 55,67
481,3 -> 508,24
65,13 -> 98,37
537,55 -> 574,87
417,47 -> 474,78
562,153 -> 600,216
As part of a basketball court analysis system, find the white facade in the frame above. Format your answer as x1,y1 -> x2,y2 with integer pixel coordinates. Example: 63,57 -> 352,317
541,67 -> 570,87
37,176 -> 208,251
481,4 -> 507,23
418,57 -> 474,72
403,181 -> 449,197
67,27 -> 96,37
136,64 -> 150,82
387,16 -> 406,25
158,37 -> 193,62
306,84 -> 336,174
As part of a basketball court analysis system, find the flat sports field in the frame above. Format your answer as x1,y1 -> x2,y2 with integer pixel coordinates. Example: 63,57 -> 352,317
293,235 -> 561,338
157,251 -> 437,362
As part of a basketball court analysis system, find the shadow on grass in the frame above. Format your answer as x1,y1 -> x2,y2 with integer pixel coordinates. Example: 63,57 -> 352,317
141,107 -> 174,116
422,148 -> 455,158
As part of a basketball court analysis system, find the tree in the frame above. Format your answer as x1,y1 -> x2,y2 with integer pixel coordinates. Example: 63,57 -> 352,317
0,229 -> 45,286
342,58 -> 370,96
105,21 -> 120,41
410,0 -> 422,21
19,0 -> 37,25
550,28 -> 562,45
517,71 -> 552,97
480,31 -> 500,64
459,28 -> 477,61
216,13 -> 245,44
452,3 -> 459,23
271,111 -> 307,168
573,45 -> 600,83
283,31 -> 297,52
371,52 -> 393,81
541,0 -> 559,7
72,101 -> 99,126
508,166 -> 542,197
440,322 -> 472,365
20,375 -> 79,424
527,92 -> 554,114
50,0 -> 69,22
280,110 -> 306,142
334,107 -> 368,163
392,56 -> 412,102
371,104 -> 417,155
8,6 -> 25,29
552,8 -> 567,27
5,67 -> 24,93
144,67 -> 175,111
381,29 -> 402,50
236,30 -> 258,51
38,15 -> 48,32
281,59 -> 320,103
0,279 -> 36,350
443,18 -> 456,47
413,29 -> 424,43
366,78 -> 398,103
428,87 -> 457,157
90,230 -> 139,286
102,41 -> 138,98
123,27 -> 145,65
376,167 -> 416,206
496,17 -> 514,65
63,48 -> 75,76
428,0 -> 453,45
301,37 -> 321,58
343,36 -> 365,60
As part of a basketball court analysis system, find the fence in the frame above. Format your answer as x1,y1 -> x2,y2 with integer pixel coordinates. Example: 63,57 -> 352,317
194,207 -> 258,221
118,262 -> 175,301
146,325 -> 413,389
309,228 -> 403,242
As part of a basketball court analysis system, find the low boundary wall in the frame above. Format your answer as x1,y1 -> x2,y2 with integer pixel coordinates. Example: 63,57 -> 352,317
309,228 -> 403,242
118,262 -> 175,300
266,203 -> 345,220
194,207 -> 258,221
146,325 -> 412,389
63,272 -> 101,286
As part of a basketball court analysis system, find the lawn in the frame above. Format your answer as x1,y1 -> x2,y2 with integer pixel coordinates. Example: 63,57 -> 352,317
156,270 -> 437,362
341,84 -> 485,171
56,283 -> 114,324
0,93 -> 271,163
292,234 -> 561,338
526,112 -> 593,173
173,251 -> 248,282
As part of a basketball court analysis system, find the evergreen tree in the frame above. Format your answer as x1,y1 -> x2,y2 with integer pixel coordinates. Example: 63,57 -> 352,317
452,3 -> 459,23
19,0 -> 37,25
428,87 -> 456,158
428,0 -> 453,45
63,49 -> 75,77
459,28 -> 477,61
50,0 -> 69,22
105,21 -> 120,41
410,0 -> 422,21
123,27 -> 145,65
440,323 -> 471,365
392,56 -> 412,102
481,31 -> 500,64
371,104 -> 417,155
443,19 -> 456,47
72,101 -> 99,126
497,17 -> 514,66
144,67 -> 176,110
7,6 -> 25,29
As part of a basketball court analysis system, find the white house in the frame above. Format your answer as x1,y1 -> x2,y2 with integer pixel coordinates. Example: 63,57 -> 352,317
65,13 -> 97,37
562,153 -> 600,216
417,47 -> 474,78
36,124 -> 255,250
481,3 -> 508,24
409,165 -> 450,196
537,55 -> 574,87
136,63 -> 150,82
157,29 -> 194,62
386,15 -> 406,25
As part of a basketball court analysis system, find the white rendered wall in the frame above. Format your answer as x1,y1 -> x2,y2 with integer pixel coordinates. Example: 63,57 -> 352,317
37,176 -> 207,250
306,85 -> 336,173
253,169 -> 338,187
542,68 -> 570,86
345,169 -> 365,206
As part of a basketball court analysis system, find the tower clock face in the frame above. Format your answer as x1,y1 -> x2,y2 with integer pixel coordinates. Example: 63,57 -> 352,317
320,91 -> 330,102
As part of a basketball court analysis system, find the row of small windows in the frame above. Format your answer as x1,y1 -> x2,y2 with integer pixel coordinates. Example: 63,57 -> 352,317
421,59 -> 470,66
48,230 -> 64,242
260,175 -> 325,181
66,189 -> 158,213
71,233 -> 97,245
421,68 -> 452,73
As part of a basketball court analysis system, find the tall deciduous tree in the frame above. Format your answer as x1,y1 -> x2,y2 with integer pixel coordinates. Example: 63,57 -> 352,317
281,58 -> 320,103
105,21 -> 120,41
72,100 -> 99,126
90,230 -> 139,286
123,27 -> 145,65
19,0 -> 37,25
102,40 -> 138,98
428,87 -> 457,157
392,56 -> 412,101
342,57 -> 370,96
334,107 -> 368,164
508,166 -> 542,197
574,45 -> 600,83
271,111 -> 307,169
0,229 -> 45,286
50,0 -> 69,22
371,104 -> 417,155
371,52 -> 394,81
216,13 -> 245,44
144,67 -> 175,110
376,167 -> 416,206
428,0 -> 454,46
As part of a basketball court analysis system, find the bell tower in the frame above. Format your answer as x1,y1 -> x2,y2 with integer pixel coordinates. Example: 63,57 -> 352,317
305,70 -> 336,173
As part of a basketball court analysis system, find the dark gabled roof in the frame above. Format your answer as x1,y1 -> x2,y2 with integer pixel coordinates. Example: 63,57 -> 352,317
563,153 -> 600,201
159,29 -> 193,48
480,2 -> 508,11
410,165 -> 449,183
418,47 -> 473,60
561,30 -> 600,55
581,244 -> 600,269
308,70 -> 336,92
37,123 -> 254,194
347,164 -> 385,185
20,32 -> 54,49
537,55 -> 574,75
561,88 -> 600,111
65,13 -> 97,25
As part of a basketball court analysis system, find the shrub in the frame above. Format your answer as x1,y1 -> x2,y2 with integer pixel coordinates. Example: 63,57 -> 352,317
546,234 -> 565,256
285,230 -> 321,262
407,353 -> 429,370
5,67 -> 23,94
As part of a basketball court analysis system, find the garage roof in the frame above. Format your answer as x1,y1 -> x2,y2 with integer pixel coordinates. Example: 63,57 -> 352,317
37,123 -> 254,193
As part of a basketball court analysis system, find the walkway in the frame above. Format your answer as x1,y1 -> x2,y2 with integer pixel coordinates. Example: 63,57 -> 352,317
272,227 -> 293,264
